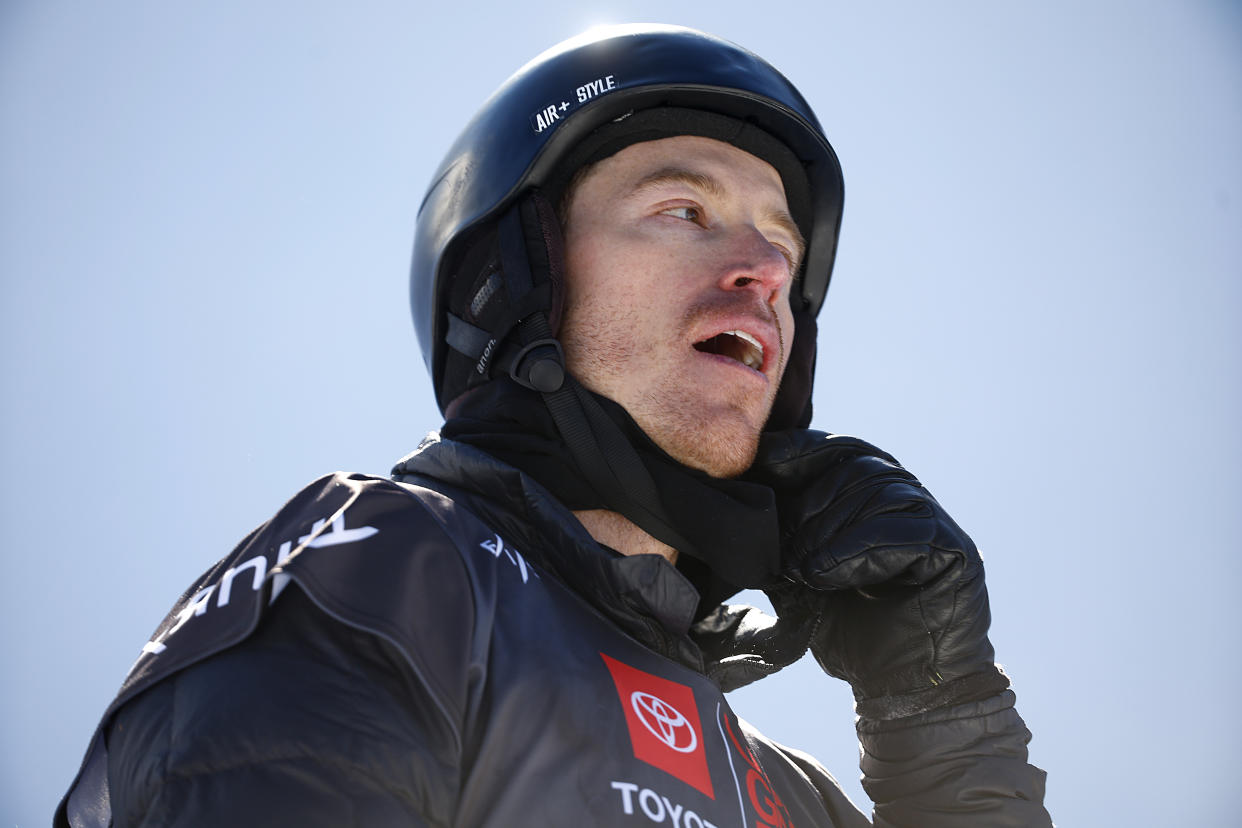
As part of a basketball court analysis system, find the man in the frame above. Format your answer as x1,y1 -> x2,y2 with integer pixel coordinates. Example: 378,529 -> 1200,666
58,25 -> 1051,827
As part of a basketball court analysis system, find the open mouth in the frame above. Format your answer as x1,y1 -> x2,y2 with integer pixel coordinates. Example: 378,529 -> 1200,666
693,330 -> 764,372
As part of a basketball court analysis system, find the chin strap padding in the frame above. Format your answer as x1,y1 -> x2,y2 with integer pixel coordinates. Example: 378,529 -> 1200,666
442,196 -> 566,392
444,288 -> 563,392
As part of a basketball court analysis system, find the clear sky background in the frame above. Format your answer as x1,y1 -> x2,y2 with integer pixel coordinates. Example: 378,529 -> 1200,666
3,2 -> 1239,825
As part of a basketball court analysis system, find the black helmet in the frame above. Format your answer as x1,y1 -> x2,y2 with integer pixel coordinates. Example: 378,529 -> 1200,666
412,23 -> 844,420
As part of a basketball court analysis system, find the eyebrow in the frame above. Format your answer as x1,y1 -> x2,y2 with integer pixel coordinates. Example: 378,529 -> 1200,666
629,166 -> 807,270
631,167 -> 726,200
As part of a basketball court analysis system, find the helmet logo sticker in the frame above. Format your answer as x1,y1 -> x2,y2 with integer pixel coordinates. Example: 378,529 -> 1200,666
530,74 -> 617,134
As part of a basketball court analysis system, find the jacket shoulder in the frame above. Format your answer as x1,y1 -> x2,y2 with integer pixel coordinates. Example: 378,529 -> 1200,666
117,472 -> 485,717
58,471 -> 507,827
103,584 -> 458,827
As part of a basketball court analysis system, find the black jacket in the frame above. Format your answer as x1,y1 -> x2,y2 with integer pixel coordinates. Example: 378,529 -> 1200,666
58,435 -> 1049,827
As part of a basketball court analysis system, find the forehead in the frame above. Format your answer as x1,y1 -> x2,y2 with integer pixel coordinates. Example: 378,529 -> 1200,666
568,135 -> 789,209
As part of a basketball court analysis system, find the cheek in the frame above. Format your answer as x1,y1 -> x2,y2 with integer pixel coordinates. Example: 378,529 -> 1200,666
561,240 -> 596,310
566,236 -> 672,316
563,222 -> 632,308
775,302 -> 796,375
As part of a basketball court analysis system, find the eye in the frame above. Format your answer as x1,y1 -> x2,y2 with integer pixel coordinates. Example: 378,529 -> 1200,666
660,205 -> 702,223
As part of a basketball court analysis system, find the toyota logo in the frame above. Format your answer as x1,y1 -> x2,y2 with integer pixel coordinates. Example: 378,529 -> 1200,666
630,691 -> 698,753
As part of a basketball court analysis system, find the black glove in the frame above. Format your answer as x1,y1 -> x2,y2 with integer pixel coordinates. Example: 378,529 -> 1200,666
749,429 -> 1010,720
691,596 -> 821,692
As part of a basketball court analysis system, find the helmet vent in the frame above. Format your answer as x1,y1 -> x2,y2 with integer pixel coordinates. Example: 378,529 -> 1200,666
470,270 -> 502,319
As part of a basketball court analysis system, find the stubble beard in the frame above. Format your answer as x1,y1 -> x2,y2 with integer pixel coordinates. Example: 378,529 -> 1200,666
561,298 -> 779,479
635,380 -> 764,477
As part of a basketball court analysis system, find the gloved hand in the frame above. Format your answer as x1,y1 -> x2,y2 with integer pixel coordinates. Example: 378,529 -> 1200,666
748,429 -> 1010,720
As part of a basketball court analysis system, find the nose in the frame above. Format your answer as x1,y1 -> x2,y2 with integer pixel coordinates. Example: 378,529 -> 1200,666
717,226 -> 793,306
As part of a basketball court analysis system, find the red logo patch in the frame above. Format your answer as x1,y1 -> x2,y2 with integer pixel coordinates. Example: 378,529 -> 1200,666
723,711 -> 795,828
601,653 -> 714,799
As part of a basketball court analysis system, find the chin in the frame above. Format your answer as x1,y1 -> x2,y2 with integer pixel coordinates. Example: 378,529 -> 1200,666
697,441 -> 761,478
657,419 -> 762,479
626,384 -> 770,478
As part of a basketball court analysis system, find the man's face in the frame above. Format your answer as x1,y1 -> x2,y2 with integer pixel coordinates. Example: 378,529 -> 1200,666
560,135 -> 803,478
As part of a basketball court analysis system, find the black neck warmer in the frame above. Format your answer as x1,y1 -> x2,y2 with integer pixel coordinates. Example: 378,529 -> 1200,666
441,378 -> 783,611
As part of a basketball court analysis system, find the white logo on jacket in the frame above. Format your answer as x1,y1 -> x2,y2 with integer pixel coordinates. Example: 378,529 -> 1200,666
136,508 -> 379,660
610,781 -> 719,828
631,692 -> 698,752
479,533 -> 538,583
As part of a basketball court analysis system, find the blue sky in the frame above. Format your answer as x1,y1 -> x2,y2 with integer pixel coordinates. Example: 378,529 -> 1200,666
3,2 -> 1240,825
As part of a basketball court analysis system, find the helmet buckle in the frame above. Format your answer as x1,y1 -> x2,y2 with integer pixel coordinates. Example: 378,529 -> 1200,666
509,338 -> 565,393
